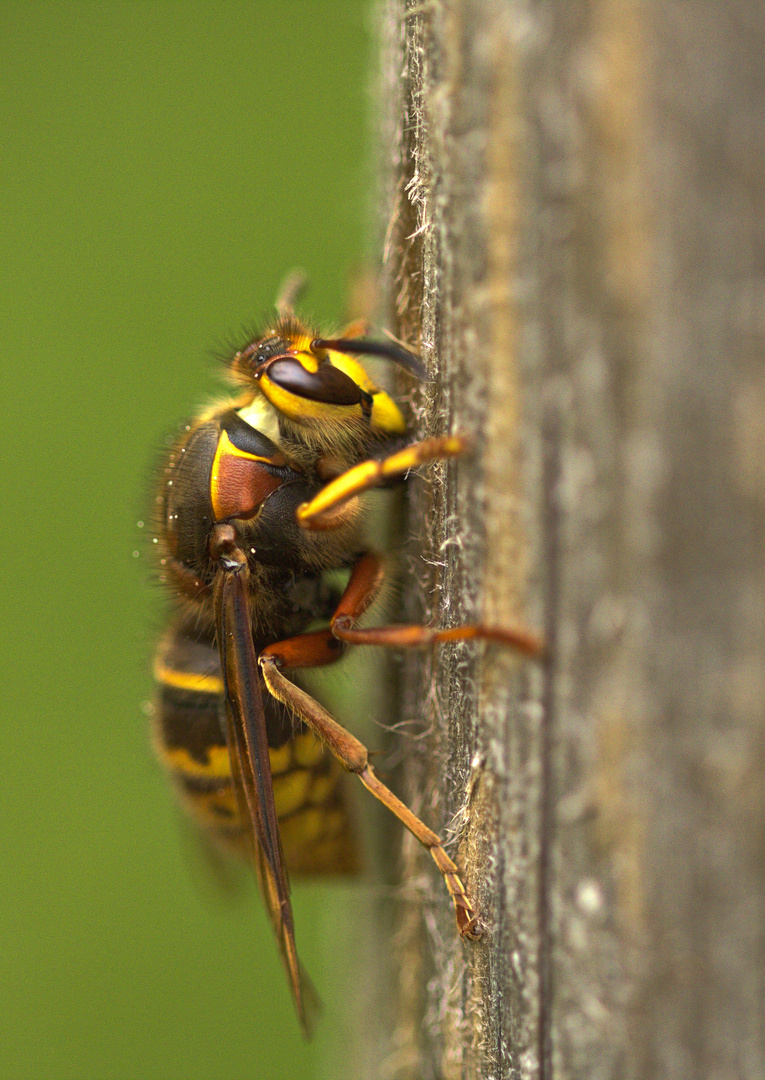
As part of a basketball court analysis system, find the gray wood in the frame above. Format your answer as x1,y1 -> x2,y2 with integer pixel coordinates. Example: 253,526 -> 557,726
366,1 -> 765,1077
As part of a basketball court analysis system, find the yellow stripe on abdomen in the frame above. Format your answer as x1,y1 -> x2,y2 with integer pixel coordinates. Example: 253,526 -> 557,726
153,660 -> 224,696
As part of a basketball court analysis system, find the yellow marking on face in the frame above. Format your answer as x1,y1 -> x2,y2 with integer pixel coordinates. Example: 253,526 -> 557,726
292,732 -> 324,769
257,374 -> 364,423
160,743 -> 232,780
370,392 -> 406,434
272,769 -> 312,817
327,353 -> 375,392
329,353 -> 406,433
153,661 -> 224,696
268,744 -> 293,776
293,347 -> 320,372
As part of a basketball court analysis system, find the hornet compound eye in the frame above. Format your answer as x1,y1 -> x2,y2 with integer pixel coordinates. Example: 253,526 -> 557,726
262,356 -> 364,405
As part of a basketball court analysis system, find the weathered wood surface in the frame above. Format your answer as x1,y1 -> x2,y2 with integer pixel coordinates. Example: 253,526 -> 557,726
366,2 -> 765,1078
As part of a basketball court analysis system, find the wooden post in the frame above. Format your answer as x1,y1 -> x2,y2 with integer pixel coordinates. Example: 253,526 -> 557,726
370,2 -> 765,1078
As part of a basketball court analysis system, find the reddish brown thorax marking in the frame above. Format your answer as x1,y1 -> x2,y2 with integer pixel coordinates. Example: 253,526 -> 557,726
212,453 -> 286,522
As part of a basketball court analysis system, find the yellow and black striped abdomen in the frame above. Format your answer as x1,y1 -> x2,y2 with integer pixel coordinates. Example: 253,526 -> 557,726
153,621 -> 359,874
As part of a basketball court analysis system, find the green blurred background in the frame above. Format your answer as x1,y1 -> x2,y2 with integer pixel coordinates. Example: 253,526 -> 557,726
1,3 -> 379,1077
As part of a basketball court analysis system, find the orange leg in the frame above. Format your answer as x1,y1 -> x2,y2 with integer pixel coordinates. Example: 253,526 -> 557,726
259,553 -> 385,670
260,553 -> 543,938
327,551 -> 544,659
259,653 -> 480,939
262,549 -> 545,669
332,618 -> 545,658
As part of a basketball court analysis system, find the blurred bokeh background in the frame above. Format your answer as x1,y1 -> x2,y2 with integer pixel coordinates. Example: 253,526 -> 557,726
1,3 -> 379,1077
